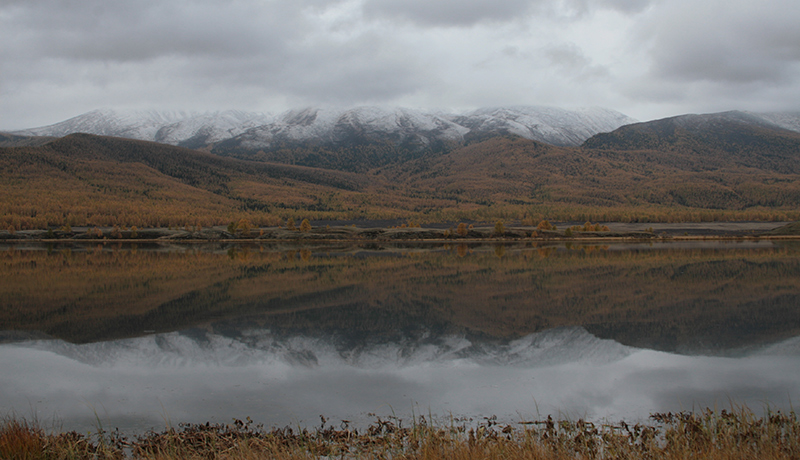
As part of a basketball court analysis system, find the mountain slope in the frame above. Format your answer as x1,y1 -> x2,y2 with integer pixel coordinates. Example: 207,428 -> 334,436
12,106 -> 637,172
0,134 -> 375,229
224,106 -> 469,149
14,109 -> 272,148
14,109 -> 189,139
210,106 -> 471,171
451,106 -> 636,146
155,110 -> 273,148
0,132 -> 55,148
753,111 -> 800,133
389,127 -> 800,217
583,111 -> 800,173
210,106 -> 636,172
3,110 -> 800,232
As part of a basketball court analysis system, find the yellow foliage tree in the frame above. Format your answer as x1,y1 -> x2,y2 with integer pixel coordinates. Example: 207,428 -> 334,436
236,218 -> 253,236
494,220 -> 505,235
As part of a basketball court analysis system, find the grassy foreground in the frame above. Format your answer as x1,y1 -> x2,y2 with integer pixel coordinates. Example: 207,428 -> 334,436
2,409 -> 799,459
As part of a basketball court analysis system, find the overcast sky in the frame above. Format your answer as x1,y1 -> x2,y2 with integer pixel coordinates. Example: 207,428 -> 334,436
2,0 -> 799,129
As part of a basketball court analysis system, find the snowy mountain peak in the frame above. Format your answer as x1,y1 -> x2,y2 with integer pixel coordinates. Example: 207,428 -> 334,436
14,108 -> 185,139
14,108 -> 273,149
153,110 -> 273,148
452,106 -> 638,146
12,105 -> 637,150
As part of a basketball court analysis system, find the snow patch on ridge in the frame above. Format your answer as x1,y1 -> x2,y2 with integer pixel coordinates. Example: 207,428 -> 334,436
751,111 -> 800,133
451,106 -> 637,146
12,105 -> 636,149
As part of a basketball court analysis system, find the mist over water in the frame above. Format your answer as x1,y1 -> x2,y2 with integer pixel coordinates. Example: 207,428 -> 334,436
2,241 -> 800,434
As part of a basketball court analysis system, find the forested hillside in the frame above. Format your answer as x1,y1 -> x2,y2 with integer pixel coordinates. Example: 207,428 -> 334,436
1,112 -> 800,231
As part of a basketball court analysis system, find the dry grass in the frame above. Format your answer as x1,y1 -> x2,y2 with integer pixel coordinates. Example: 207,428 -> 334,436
2,408 -> 798,459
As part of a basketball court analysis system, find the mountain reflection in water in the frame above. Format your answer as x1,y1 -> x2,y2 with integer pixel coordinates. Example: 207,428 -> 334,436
1,241 -> 800,433
2,326 -> 800,435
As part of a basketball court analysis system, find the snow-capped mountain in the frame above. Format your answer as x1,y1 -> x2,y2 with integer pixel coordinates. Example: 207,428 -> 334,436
13,108 -> 272,148
154,110 -> 272,148
450,106 -> 637,146
14,107 -> 800,153
222,106 -> 470,151
14,108 -> 191,140
12,105 -> 636,150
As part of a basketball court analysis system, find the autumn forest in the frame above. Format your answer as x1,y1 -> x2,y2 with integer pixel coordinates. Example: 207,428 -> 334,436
2,113 -> 800,233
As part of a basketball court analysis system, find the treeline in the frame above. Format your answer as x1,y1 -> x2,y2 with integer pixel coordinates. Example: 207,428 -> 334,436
2,200 -> 798,232
3,132 -> 800,231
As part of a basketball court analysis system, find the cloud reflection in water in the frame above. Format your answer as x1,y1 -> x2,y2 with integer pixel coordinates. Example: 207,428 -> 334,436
2,327 -> 800,434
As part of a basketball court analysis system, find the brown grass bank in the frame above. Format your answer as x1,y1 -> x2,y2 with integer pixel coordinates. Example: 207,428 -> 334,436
2,408 -> 799,459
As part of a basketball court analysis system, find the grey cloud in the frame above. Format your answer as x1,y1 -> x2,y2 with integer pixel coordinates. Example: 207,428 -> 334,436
183,35 -> 429,106
0,0 -> 431,127
529,0 -> 655,20
362,0 -> 540,27
2,0 -> 799,129
583,0 -> 654,14
275,34 -> 430,105
7,1 -> 294,62
542,43 -> 609,80
642,1 -> 800,84
600,0 -> 654,13
361,0 -> 653,27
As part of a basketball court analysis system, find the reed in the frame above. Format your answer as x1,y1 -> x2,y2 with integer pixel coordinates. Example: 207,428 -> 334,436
2,407 -> 798,459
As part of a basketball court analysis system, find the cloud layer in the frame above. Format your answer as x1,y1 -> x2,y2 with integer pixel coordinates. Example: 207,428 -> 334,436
1,0 -> 799,129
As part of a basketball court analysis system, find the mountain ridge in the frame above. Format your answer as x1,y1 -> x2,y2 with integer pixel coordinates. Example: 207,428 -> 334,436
12,105 -> 637,152
3,107 -> 800,229
583,110 -> 800,174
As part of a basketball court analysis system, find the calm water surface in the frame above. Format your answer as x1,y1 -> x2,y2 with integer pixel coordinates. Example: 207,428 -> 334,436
1,241 -> 799,434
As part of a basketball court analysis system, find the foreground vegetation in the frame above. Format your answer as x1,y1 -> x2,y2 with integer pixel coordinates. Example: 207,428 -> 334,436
2,408 -> 798,459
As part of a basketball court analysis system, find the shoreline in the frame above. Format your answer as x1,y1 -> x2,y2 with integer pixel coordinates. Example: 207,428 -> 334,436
2,221 -> 797,244
2,407 -> 798,459
2,234 -> 799,245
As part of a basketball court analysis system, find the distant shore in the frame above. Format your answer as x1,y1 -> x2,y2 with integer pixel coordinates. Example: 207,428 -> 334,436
1,221 -> 798,244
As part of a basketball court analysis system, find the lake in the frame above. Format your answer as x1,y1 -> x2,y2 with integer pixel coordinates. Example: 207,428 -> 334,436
1,240 -> 799,434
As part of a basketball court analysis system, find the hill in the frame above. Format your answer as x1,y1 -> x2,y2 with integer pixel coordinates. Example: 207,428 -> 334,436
12,106 -> 637,173
2,108 -> 800,231
388,128 -> 800,221
0,134 -> 379,230
0,132 -> 55,148
583,111 -> 800,173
